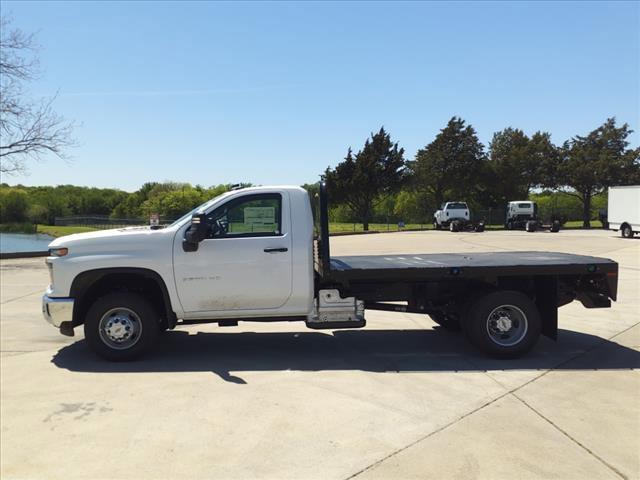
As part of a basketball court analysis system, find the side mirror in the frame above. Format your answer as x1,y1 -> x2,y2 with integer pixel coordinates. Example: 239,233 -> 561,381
182,213 -> 207,252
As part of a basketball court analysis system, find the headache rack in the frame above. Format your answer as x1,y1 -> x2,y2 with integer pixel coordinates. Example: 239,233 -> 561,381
313,181 -> 331,278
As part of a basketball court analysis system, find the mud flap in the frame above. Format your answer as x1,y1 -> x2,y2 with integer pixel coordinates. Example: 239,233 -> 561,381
535,276 -> 558,340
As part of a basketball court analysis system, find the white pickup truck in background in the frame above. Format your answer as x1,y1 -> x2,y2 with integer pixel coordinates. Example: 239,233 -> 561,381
433,202 -> 470,229
42,184 -> 618,361
608,185 -> 640,238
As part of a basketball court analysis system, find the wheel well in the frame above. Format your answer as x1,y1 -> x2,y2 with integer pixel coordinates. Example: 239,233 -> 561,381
70,269 -> 176,329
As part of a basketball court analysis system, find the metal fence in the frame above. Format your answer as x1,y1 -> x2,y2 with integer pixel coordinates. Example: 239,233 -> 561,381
56,204 -> 606,232
54,215 -> 174,229
472,206 -> 605,226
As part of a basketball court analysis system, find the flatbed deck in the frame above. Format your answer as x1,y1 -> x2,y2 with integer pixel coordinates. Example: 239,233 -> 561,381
328,251 -> 618,284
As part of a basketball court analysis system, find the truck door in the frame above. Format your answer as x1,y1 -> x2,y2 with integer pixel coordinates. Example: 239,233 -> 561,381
173,192 -> 293,314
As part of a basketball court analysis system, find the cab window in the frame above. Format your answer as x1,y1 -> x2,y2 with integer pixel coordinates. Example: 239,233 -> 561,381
206,194 -> 282,238
446,202 -> 467,210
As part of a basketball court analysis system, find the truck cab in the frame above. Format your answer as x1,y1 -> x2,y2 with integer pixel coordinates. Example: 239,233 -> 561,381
433,202 -> 470,229
506,201 -> 538,230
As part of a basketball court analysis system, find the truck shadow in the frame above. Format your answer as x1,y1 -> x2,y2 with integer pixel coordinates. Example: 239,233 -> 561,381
51,327 -> 640,384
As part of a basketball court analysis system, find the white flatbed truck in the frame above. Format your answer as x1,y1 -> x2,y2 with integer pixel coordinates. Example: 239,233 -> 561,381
43,183 -> 618,361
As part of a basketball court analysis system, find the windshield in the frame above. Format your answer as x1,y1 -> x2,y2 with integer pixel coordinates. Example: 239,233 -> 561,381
168,192 -> 229,227
446,202 -> 467,210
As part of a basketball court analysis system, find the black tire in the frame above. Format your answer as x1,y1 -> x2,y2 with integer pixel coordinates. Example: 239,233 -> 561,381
550,220 -> 560,233
475,223 -> 485,233
429,313 -> 462,331
84,292 -> 160,361
525,220 -> 537,233
463,290 -> 541,358
506,221 -> 513,230
621,224 -> 633,238
450,221 -> 460,232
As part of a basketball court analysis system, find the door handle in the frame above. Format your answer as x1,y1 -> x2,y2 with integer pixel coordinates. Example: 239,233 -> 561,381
264,247 -> 288,253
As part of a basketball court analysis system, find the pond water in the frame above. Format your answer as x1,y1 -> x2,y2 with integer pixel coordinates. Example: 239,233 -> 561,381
0,233 -> 54,253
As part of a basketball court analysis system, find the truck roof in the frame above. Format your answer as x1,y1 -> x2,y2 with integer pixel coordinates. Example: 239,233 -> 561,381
231,185 -> 308,194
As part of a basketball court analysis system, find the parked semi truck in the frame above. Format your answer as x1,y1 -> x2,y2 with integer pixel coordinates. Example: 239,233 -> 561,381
43,184 -> 618,361
505,201 -> 537,229
608,186 -> 640,238
505,201 -> 560,233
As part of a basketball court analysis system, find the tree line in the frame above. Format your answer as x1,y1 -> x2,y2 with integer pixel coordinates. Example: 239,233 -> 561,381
0,182 -> 239,225
1,117 -> 638,229
324,117 -> 639,228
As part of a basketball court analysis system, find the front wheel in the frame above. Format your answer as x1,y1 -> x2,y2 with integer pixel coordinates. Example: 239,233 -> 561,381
84,292 -> 160,361
463,290 -> 541,358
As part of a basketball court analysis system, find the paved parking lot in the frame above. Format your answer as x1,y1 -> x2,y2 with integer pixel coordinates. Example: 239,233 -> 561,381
1,229 -> 638,479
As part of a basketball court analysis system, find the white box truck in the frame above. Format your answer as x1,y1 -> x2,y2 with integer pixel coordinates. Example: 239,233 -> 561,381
608,186 -> 640,238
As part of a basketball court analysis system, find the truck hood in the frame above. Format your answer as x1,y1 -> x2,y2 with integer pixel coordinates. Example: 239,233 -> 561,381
48,226 -> 175,252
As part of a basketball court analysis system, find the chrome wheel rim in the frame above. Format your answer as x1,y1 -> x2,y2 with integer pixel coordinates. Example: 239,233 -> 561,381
98,307 -> 143,350
486,304 -> 528,347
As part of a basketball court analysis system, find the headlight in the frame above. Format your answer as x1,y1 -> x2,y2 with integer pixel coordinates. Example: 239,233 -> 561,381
49,247 -> 68,257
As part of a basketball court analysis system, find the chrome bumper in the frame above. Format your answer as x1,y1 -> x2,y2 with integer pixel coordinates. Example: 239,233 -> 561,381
42,294 -> 74,328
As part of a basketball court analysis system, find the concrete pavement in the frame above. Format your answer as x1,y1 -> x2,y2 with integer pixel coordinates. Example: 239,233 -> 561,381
1,229 -> 638,479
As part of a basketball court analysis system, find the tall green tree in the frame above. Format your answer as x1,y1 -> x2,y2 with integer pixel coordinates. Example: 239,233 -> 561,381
409,117 -> 486,208
324,127 -> 405,230
487,128 -> 531,204
529,131 -> 560,190
487,128 -> 558,205
0,188 -> 28,222
558,118 -> 640,227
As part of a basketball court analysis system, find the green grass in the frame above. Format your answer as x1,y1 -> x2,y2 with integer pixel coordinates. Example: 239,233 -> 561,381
329,222 -> 433,233
21,220 -> 605,239
562,220 -> 603,228
36,225 -> 98,237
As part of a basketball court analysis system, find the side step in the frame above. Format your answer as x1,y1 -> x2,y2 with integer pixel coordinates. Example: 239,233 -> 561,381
306,319 -> 366,330
218,320 -> 239,327
306,289 -> 366,330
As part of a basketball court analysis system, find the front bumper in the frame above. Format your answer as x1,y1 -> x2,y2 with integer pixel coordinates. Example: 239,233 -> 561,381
42,294 -> 74,328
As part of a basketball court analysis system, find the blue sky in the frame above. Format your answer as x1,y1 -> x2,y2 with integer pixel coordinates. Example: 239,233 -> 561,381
3,1 -> 639,191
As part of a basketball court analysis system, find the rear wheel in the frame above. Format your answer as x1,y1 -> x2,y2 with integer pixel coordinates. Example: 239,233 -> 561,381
84,292 -> 160,361
622,224 -> 633,238
463,290 -> 541,358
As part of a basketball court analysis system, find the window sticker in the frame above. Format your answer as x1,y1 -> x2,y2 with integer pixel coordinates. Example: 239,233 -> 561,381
244,206 -> 276,226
